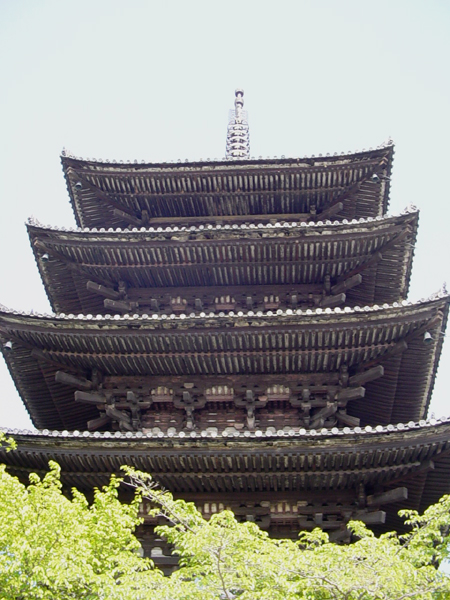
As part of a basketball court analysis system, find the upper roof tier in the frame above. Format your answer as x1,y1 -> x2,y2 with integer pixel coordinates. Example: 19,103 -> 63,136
61,144 -> 394,229
28,209 -> 418,315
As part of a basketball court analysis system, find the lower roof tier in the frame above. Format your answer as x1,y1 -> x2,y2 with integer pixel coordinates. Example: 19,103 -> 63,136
2,418 -> 450,535
28,209 -> 418,315
0,295 -> 447,430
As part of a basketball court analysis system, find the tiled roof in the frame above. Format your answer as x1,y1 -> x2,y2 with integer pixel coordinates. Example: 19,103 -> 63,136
60,144 -> 394,228
0,294 -> 447,430
28,208 -> 418,314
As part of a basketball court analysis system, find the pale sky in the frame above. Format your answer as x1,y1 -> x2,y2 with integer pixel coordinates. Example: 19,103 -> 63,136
0,0 -> 449,429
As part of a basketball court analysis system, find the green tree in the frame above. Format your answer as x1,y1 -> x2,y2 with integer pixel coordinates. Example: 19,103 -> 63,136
0,459 -> 161,599
124,467 -> 450,600
1,445 -> 450,599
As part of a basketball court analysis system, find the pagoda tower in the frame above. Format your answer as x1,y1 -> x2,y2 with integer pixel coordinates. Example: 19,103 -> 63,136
1,91 -> 450,566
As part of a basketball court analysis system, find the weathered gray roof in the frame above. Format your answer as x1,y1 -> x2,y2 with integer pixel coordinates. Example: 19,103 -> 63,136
28,208 -> 418,314
2,419 -> 450,534
0,294 -> 447,430
61,144 -> 394,228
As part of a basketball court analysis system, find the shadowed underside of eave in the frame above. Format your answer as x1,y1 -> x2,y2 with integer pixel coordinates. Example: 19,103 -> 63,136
1,421 -> 449,535
28,210 -> 417,315
61,146 -> 394,229
0,297 -> 447,431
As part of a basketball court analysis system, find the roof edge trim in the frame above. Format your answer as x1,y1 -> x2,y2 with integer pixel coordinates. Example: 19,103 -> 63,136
1,414 -> 448,442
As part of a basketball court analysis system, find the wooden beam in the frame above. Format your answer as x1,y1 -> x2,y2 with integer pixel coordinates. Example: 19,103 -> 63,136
329,528 -> 351,543
349,365 -> 384,387
150,298 -> 160,311
74,390 -> 106,405
312,172 -> 379,222
319,293 -> 346,308
107,185 -> 350,202
316,202 -> 344,220
386,461 -> 435,488
405,314 -> 444,345
104,298 -> 139,313
105,406 -> 131,423
112,208 -> 143,226
336,387 -> 365,402
335,411 -> 360,427
115,400 -> 152,410
55,371 -> 93,391
354,510 -> 386,524
367,487 -> 408,507
87,415 -> 111,431
232,506 -> 270,517
296,504 -> 356,517
334,252 -> 382,283
310,403 -> 337,424
105,372 -> 342,391
363,341 -> 408,370
335,226 -> 413,287
146,212 -> 314,227
130,283 -> 323,299
331,274 -> 363,296
180,490 -> 358,504
86,281 -> 121,300
298,518 -> 343,531
314,513 -> 323,525
30,348 -> 76,370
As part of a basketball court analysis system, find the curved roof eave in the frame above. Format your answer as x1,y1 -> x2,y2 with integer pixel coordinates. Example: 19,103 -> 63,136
0,294 -> 447,430
60,144 -> 394,229
27,208 -> 419,314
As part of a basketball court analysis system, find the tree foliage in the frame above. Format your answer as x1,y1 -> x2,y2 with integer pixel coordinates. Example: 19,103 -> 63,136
124,467 -> 450,600
0,458 -> 161,599
0,443 -> 450,599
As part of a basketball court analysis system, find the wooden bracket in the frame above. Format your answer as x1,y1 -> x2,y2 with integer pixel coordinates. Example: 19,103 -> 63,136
348,365 -> 384,387
367,487 -> 408,507
74,390 -> 107,405
112,208 -> 143,227
331,273 -> 363,296
174,391 -> 206,429
335,411 -> 360,427
104,298 -> 139,313
319,293 -> 346,309
86,281 -> 122,301
55,371 -> 93,391
309,402 -> 338,429
234,390 -> 268,430
316,201 -> 344,221
87,414 -> 111,431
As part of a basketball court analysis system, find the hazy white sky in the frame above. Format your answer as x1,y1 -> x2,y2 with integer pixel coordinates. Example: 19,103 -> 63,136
0,0 -> 449,429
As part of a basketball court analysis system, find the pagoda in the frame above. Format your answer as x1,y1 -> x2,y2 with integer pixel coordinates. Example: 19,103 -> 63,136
1,90 -> 450,566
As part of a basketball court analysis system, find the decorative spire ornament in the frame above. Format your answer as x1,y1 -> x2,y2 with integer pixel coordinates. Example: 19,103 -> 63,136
225,89 -> 250,160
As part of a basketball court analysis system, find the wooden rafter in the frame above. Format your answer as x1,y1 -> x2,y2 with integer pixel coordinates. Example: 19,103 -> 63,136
67,168 -> 136,217
33,240 -> 113,288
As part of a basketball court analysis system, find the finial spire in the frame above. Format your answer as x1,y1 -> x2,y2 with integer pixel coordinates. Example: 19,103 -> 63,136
226,89 -> 250,160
